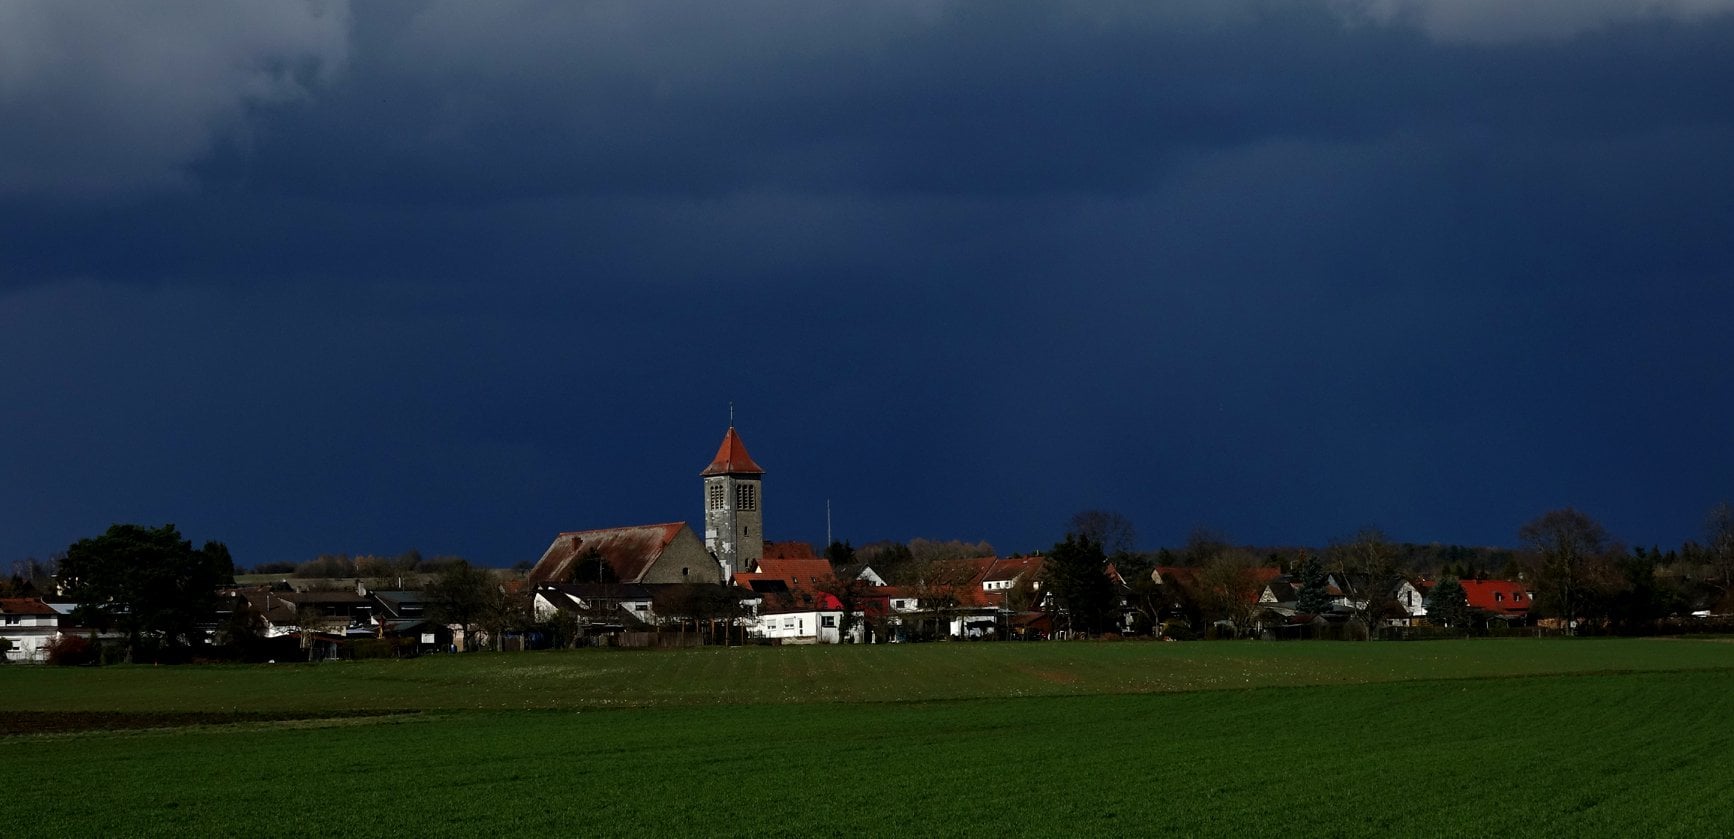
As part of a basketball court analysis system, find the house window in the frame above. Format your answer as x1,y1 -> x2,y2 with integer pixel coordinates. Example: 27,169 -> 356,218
1495,592 -> 1504,602
708,483 -> 724,510
821,615 -> 836,628
736,483 -> 757,511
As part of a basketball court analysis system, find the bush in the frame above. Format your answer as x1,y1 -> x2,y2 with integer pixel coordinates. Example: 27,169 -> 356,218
45,635 -> 99,666
349,638 -> 415,660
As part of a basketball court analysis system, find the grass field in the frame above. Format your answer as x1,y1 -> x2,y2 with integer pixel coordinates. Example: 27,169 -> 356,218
4,638 -> 1732,837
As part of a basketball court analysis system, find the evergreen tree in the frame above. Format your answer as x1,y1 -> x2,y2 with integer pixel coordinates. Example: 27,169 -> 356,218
1042,533 -> 1116,635
1427,577 -> 1470,628
1296,554 -> 1333,615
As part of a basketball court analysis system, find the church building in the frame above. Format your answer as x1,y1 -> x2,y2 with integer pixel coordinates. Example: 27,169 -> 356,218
528,425 -> 771,585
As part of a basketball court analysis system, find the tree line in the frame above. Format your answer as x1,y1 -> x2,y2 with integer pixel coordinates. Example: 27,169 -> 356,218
1031,504 -> 1734,638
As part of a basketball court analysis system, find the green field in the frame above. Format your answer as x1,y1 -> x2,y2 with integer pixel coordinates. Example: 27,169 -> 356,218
4,639 -> 1732,837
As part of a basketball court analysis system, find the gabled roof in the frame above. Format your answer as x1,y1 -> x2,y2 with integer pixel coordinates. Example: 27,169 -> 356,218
915,556 -> 1046,608
0,597 -> 56,616
528,523 -> 692,585
1461,579 -> 1532,615
700,427 -> 765,476
734,558 -> 837,599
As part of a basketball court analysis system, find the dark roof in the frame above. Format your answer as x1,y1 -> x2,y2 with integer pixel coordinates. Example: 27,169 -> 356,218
372,591 -> 426,606
537,582 -> 654,601
276,591 -> 372,606
699,426 -> 765,476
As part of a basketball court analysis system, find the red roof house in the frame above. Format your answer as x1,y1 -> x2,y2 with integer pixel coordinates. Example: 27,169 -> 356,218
1460,579 -> 1533,620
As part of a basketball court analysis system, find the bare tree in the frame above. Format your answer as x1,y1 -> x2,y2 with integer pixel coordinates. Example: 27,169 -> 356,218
907,538 -> 995,564
426,560 -> 497,651
1706,502 -> 1734,603
1191,547 -> 1266,638
900,551 -> 972,640
1327,527 -> 1401,639
1180,528 -> 1233,567
1518,508 -> 1612,634
816,573 -> 877,642
1068,510 -> 1136,557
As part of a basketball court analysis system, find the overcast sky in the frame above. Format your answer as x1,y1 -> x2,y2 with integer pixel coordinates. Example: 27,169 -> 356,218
4,0 -> 1733,567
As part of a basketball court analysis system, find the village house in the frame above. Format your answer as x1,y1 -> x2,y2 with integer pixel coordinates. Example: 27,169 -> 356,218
1461,579 -> 1534,626
734,548 -> 846,643
0,597 -> 61,662
1390,578 -> 1429,625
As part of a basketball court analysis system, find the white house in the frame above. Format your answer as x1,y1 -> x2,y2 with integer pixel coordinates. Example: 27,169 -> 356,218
1391,579 -> 1428,625
0,598 -> 62,662
753,604 -> 843,644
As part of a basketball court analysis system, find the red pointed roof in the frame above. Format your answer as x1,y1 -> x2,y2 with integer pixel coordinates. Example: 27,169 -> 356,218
700,426 -> 765,476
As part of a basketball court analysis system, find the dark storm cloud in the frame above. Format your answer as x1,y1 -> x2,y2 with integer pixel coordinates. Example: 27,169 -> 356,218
4,1 -> 1734,565
0,1 -> 349,198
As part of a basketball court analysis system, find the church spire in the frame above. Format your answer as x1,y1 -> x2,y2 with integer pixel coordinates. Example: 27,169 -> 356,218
700,426 -> 765,477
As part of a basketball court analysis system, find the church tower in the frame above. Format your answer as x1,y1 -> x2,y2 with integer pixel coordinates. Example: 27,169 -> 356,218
701,426 -> 765,579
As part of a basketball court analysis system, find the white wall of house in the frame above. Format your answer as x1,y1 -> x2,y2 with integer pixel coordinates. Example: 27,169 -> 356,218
0,613 -> 60,662
949,612 -> 1000,639
1391,581 -> 1428,625
753,610 -> 841,644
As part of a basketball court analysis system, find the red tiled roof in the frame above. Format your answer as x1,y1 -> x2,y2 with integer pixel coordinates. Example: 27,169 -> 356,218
1155,565 -> 1281,603
700,427 -> 765,476
0,597 -> 56,616
527,523 -> 690,585
735,557 -> 837,598
1461,579 -> 1532,615
914,556 -> 1046,607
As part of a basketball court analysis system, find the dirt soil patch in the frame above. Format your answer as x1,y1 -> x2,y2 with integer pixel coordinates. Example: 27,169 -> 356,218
0,709 -> 415,736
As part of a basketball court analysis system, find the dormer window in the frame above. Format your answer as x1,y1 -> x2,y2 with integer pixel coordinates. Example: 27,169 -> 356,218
1495,592 -> 1505,602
